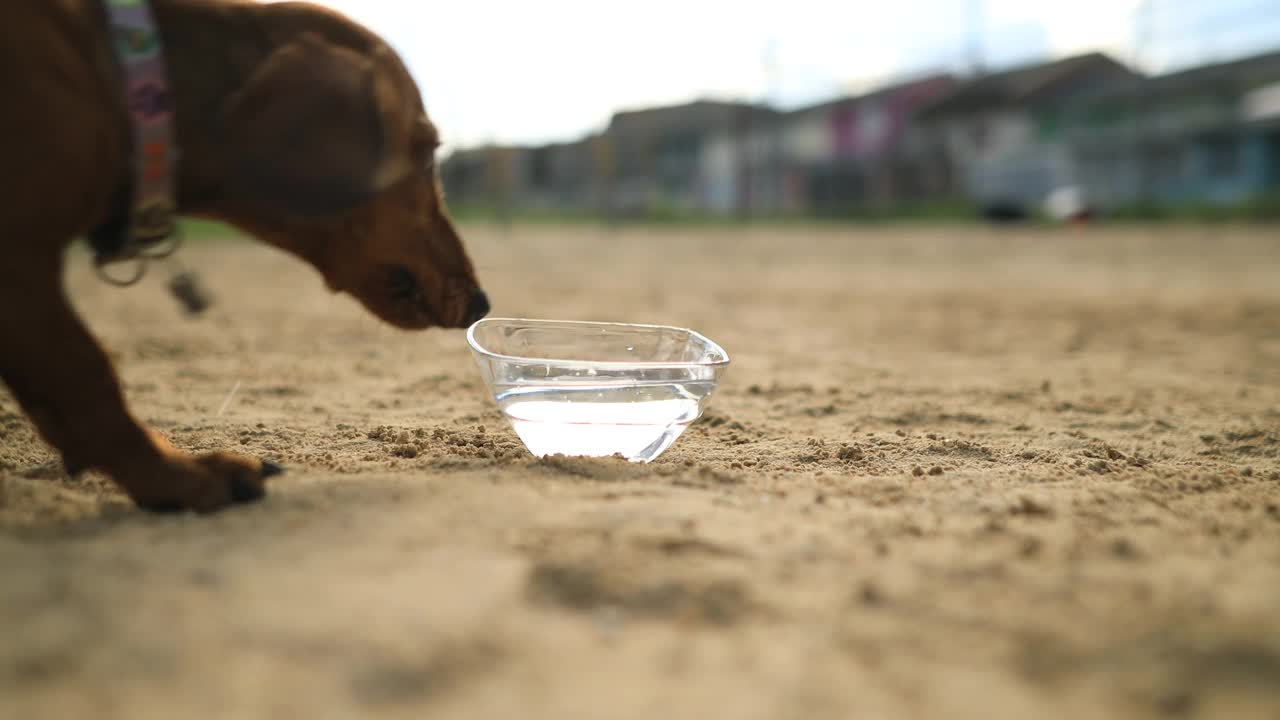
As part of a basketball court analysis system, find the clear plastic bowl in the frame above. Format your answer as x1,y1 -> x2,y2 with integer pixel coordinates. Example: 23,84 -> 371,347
466,318 -> 731,462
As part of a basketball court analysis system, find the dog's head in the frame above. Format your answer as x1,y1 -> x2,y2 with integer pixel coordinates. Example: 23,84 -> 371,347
209,26 -> 487,330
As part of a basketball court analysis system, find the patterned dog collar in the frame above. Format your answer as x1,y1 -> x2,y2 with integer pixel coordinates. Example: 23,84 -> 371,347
93,0 -> 179,279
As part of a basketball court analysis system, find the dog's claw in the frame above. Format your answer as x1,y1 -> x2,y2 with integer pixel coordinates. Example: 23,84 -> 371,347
230,475 -> 266,503
123,452 -> 275,514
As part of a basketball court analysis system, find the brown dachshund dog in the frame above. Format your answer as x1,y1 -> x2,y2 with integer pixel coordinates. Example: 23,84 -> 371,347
0,0 -> 488,512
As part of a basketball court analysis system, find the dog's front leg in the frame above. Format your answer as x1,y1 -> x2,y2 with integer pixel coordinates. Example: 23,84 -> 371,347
0,259 -> 279,513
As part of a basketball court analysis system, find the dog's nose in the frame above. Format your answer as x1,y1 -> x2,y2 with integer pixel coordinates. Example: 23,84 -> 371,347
465,289 -> 490,325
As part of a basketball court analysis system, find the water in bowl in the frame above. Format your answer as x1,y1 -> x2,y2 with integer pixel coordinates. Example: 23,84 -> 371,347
467,319 -> 730,463
495,382 -> 712,462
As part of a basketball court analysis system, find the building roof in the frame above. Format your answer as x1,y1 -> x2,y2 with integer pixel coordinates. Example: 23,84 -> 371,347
919,52 -> 1139,117
606,99 -> 779,137
1082,49 -> 1280,103
787,73 -> 957,118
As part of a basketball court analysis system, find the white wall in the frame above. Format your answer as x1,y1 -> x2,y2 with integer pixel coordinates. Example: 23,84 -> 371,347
699,134 -> 738,214
942,110 -> 1073,204
782,113 -> 829,163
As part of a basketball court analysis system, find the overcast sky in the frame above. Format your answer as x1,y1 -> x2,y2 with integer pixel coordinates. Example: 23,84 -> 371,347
303,0 -> 1280,150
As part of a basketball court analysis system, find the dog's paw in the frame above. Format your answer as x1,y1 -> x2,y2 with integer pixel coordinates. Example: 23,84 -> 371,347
131,452 -> 284,514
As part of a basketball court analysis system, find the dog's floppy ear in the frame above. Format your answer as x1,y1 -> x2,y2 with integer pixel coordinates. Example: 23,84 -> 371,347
217,33 -> 411,214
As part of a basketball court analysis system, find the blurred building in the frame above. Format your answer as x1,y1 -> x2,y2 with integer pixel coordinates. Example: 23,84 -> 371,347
442,84 -> 956,217
438,144 -> 523,213
441,101 -> 778,217
1059,50 -> 1280,209
699,74 -> 956,215
601,100 -> 779,216
916,52 -> 1140,212
441,49 -> 1280,219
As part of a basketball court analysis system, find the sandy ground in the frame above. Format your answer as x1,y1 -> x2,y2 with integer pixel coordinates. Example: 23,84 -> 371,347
2,223 -> 1279,719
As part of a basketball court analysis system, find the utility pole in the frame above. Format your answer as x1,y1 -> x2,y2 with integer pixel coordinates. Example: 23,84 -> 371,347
966,0 -> 985,77
1131,0 -> 1155,204
762,36 -> 782,213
